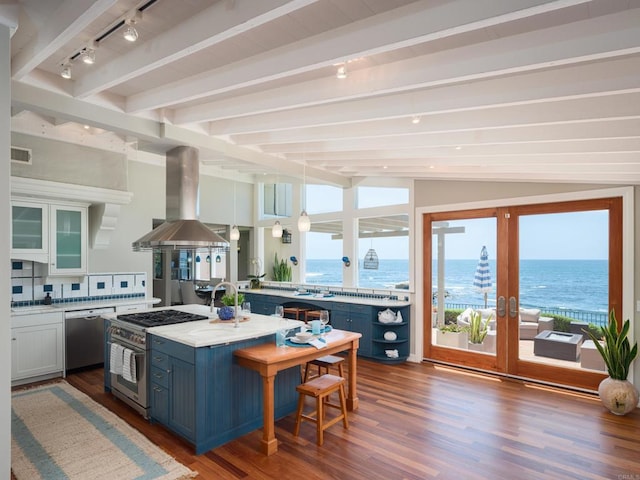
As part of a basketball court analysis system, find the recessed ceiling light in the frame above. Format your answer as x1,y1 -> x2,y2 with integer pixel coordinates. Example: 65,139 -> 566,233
411,115 -> 421,124
455,146 -> 462,150
336,65 -> 347,79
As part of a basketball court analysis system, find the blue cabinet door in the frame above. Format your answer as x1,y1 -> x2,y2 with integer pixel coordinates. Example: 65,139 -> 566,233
150,383 -> 169,424
168,356 -> 196,440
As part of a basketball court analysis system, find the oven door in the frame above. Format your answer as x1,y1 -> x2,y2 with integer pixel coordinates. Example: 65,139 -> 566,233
110,342 -> 147,416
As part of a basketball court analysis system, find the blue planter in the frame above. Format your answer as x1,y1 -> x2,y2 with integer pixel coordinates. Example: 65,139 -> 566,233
219,306 -> 235,320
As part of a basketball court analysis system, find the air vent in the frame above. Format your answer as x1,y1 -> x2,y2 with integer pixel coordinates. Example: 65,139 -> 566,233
11,147 -> 32,164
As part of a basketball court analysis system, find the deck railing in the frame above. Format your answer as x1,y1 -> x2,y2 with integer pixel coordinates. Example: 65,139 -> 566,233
445,303 -> 608,327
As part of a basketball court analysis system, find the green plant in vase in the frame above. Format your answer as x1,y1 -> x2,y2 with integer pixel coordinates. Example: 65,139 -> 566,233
468,311 -> 490,344
272,253 -> 292,282
586,310 -> 638,415
219,293 -> 245,320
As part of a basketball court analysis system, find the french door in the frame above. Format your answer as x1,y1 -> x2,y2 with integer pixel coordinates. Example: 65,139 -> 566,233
423,197 -> 622,391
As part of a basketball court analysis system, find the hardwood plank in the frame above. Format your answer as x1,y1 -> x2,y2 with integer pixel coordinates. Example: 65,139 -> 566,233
13,359 -> 640,479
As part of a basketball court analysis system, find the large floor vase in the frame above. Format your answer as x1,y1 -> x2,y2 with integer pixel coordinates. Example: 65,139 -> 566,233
598,377 -> 639,415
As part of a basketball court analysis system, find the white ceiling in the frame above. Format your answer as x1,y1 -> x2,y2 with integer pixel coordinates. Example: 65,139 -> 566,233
7,0 -> 640,187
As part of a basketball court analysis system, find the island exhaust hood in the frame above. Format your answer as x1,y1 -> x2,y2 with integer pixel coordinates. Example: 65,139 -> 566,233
132,146 -> 229,251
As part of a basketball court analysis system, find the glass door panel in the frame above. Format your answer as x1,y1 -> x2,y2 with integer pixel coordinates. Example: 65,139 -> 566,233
12,203 -> 46,252
55,209 -> 82,269
429,213 -> 499,369
513,209 -> 610,374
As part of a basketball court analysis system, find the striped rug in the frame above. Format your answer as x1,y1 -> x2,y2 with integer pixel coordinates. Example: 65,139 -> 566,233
11,381 -> 196,480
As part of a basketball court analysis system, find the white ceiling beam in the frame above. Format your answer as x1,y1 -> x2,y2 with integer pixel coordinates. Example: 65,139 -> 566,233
260,119 -> 640,153
11,81 -> 160,142
175,9 -> 640,124
209,57 -> 640,135
159,123 -> 349,188
127,0 -> 589,113
232,94 -> 640,145
295,138 -> 640,160
73,0 -> 318,99
11,0 -> 117,80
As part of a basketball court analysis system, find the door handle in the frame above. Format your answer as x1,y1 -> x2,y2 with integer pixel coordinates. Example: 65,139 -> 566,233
509,297 -> 517,318
497,296 -> 506,317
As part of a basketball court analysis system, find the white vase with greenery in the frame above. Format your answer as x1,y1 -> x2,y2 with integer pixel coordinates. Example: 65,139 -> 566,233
586,311 -> 639,415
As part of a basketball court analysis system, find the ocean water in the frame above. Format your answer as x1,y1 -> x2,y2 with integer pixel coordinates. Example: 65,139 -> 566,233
304,258 -> 608,314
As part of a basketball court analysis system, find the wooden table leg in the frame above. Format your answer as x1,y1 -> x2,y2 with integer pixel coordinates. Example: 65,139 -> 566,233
260,374 -> 278,455
346,342 -> 359,411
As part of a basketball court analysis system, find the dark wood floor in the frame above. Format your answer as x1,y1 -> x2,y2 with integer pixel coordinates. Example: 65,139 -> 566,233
23,359 -> 640,479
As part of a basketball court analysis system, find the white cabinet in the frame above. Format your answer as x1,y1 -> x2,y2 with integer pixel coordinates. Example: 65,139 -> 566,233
11,200 -> 88,276
115,302 -> 151,313
11,311 -> 64,385
11,200 -> 49,263
49,204 -> 88,276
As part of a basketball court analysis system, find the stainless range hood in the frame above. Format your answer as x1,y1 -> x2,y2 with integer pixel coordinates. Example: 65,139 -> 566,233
132,146 -> 229,251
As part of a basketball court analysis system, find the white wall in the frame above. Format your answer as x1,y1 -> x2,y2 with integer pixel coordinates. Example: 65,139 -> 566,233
1,21 -> 12,480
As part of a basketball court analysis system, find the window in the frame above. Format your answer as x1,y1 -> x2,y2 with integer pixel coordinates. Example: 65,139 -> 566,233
263,183 -> 292,217
306,184 -> 343,214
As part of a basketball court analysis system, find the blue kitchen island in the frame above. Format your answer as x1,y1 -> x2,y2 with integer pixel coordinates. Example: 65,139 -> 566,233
145,309 -> 303,454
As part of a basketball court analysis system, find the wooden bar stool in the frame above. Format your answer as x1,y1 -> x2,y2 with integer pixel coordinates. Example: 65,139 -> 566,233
305,310 -> 323,321
303,355 -> 345,382
283,306 -> 311,321
294,374 -> 349,446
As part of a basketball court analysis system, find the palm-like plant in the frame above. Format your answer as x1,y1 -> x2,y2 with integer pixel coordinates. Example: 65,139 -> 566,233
468,311 -> 490,344
586,310 -> 638,380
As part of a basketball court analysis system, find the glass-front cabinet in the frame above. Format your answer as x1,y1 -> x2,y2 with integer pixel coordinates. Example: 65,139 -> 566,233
49,205 -> 87,275
11,200 -> 49,263
11,199 -> 88,275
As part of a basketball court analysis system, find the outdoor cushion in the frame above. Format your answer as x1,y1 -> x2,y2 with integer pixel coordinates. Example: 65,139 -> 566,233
519,308 -> 541,323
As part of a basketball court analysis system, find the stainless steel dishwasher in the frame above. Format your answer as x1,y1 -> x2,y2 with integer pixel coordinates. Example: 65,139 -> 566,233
65,307 -> 115,371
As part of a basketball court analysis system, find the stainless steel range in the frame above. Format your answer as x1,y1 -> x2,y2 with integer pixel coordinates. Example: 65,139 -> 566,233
107,309 -> 208,418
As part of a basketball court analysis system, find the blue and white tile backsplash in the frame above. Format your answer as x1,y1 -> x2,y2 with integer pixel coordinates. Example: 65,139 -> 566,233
10,260 -> 147,307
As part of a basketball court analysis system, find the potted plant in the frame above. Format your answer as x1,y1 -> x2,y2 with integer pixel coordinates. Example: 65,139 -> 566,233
436,323 -> 469,349
219,292 -> 245,320
248,273 -> 265,289
272,253 -> 292,282
586,310 -> 638,415
468,310 -> 491,351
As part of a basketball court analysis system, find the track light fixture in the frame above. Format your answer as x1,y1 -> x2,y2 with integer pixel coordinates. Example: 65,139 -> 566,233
336,64 -> 347,79
411,115 -> 421,124
60,64 -> 71,79
81,47 -> 96,65
123,18 -> 139,42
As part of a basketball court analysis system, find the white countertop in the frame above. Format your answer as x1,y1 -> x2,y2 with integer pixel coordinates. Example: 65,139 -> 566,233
10,297 -> 161,316
245,288 -> 411,308
145,304 -> 303,348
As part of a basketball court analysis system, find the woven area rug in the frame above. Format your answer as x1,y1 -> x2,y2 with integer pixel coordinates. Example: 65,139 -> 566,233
11,381 -> 196,480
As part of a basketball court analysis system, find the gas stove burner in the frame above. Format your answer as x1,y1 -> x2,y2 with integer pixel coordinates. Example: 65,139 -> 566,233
117,309 -> 208,328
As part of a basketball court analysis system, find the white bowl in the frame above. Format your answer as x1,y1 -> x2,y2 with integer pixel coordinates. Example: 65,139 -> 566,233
295,331 -> 313,342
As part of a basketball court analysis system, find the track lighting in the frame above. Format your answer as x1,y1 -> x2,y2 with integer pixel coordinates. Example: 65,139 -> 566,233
81,48 -> 96,65
123,19 -> 139,42
412,115 -> 421,124
272,220 -> 283,238
336,64 -> 347,79
60,64 -> 71,79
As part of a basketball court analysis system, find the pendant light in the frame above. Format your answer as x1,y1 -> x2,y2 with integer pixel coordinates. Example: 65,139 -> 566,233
230,181 -> 240,241
272,220 -> 283,238
298,159 -> 311,232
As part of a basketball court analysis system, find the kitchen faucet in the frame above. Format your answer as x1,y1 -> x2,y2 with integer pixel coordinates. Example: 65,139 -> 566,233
211,281 -> 241,328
